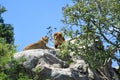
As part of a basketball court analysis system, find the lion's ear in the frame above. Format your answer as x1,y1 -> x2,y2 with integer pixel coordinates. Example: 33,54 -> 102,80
42,36 -> 49,41
46,36 -> 49,40
59,32 -> 62,34
45,36 -> 49,39
41,37 -> 45,40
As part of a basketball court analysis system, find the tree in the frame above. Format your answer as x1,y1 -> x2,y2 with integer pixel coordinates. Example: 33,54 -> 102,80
61,0 -> 120,69
0,5 -> 14,44
0,5 -> 32,80
0,5 -> 15,67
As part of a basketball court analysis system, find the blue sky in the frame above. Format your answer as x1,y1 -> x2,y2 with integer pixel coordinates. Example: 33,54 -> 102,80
1,0 -> 72,51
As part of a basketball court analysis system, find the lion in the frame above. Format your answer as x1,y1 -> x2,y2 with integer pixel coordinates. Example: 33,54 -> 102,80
23,36 -> 49,50
53,32 -> 65,48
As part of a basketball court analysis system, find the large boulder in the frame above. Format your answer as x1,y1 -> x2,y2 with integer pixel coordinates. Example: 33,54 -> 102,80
13,49 -> 119,80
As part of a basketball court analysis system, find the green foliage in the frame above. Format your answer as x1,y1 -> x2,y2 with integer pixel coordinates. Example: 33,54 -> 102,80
4,56 -> 33,80
33,66 -> 41,73
60,0 -> 120,68
0,42 -> 16,80
17,73 -> 32,80
0,53 -> 32,80
0,72 -> 8,80
0,6 -> 7,14
0,5 -> 14,44
45,79 -> 51,80
0,24 -> 14,44
0,42 -> 16,67
59,41 -> 71,57
46,26 -> 57,41
0,5 -> 31,79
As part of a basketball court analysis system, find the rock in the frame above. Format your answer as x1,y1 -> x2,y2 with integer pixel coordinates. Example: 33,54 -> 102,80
14,49 -> 65,69
13,49 -> 119,80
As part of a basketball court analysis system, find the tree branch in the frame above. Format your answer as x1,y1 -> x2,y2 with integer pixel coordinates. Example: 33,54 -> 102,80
91,20 -> 120,48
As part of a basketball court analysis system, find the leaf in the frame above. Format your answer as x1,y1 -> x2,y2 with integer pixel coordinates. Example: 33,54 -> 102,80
0,6 -> 7,13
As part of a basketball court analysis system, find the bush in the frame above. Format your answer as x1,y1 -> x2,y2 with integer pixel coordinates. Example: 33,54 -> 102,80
0,42 -> 15,66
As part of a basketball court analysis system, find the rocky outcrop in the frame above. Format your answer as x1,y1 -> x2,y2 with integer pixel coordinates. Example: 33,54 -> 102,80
13,49 -> 119,80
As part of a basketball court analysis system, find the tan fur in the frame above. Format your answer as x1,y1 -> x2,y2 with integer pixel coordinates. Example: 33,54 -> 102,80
23,36 -> 49,50
53,32 -> 65,48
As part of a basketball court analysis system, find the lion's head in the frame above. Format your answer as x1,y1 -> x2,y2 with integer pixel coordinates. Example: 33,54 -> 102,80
41,36 -> 49,44
53,32 -> 65,48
